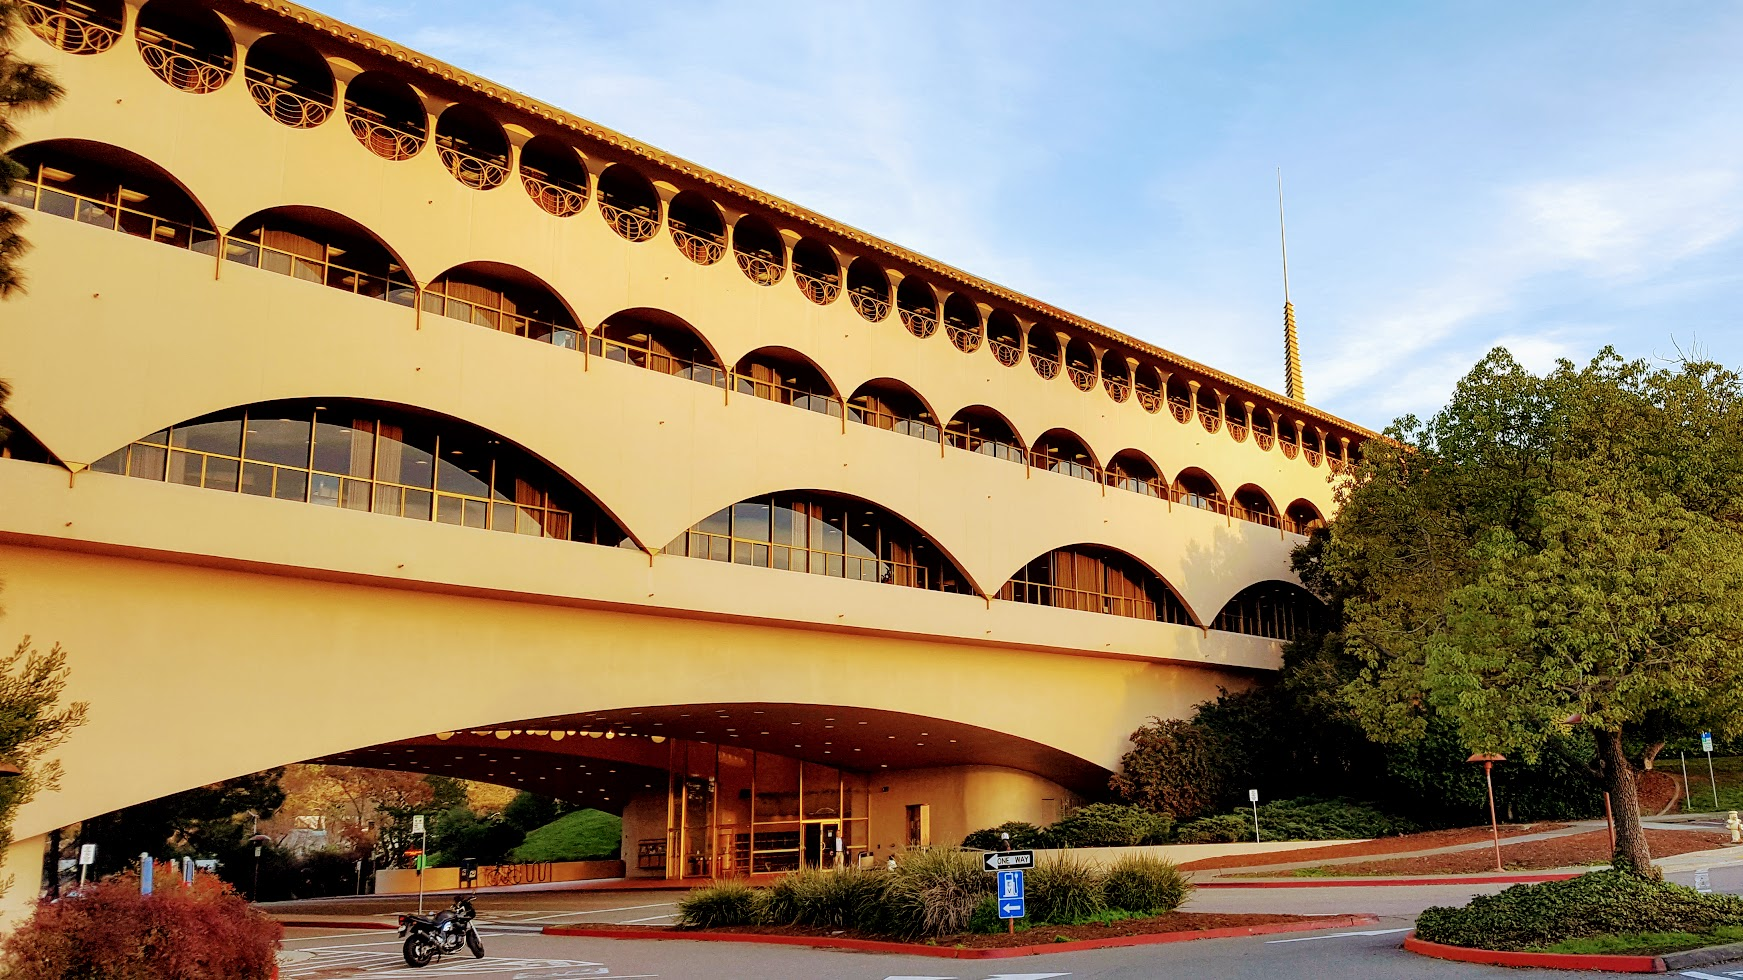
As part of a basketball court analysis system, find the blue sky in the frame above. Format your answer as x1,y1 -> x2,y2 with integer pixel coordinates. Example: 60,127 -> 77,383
320,1 -> 1743,432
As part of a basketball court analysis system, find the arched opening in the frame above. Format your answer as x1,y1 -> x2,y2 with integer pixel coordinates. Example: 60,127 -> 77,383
1199,390 -> 1225,434
1212,582 -> 1324,641
1132,363 -> 1163,413
1000,546 -> 1192,624
1303,429 -> 1325,466
664,491 -> 972,594
987,311 -> 1023,367
88,398 -> 628,544
734,348 -> 839,418
1252,406 -> 1276,450
945,406 -> 1024,464
1231,484 -> 1278,528
1030,428 -> 1099,483
667,191 -> 725,264
791,238 -> 840,305
225,205 -> 415,306
942,294 -> 982,354
519,136 -> 588,217
845,258 -> 890,322
22,0 -> 123,55
1106,449 -> 1165,498
590,308 -> 727,388
1279,421 -> 1300,459
1063,337 -> 1097,392
1100,350 -> 1131,403
434,104 -> 510,190
1226,400 -> 1252,443
1164,376 -> 1192,422
424,262 -> 580,350
344,71 -> 427,161
895,276 -> 938,339
596,164 -> 659,242
848,379 -> 938,443
243,33 -> 334,128
3,139 -> 214,250
1028,326 -> 1060,380
1284,499 -> 1324,535
1173,467 -> 1225,514
135,0 -> 233,94
732,215 -> 786,286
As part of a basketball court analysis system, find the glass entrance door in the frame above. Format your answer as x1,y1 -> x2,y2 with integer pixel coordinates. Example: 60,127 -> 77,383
804,821 -> 841,869
679,777 -> 714,878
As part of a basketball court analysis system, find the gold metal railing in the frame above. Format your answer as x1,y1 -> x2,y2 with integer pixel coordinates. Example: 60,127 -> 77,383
1281,440 -> 1299,460
1066,365 -> 1095,391
1228,421 -> 1248,443
136,29 -> 231,94
1232,504 -> 1280,529
1105,377 -> 1130,403
672,226 -> 725,265
848,403 -> 939,442
1305,449 -> 1322,467
223,236 -> 417,306
1176,490 -> 1227,516
1168,398 -> 1190,423
600,201 -> 658,241
991,339 -> 1022,367
1108,473 -> 1167,498
1200,410 -> 1222,434
1255,429 -> 1274,451
735,374 -> 842,418
1328,457 -> 1345,474
523,172 -> 587,217
3,176 -> 211,252
346,106 -> 425,161
999,579 -> 1159,620
735,251 -> 784,286
848,289 -> 889,322
1031,352 -> 1060,380
898,306 -> 937,338
589,334 -> 728,388
795,271 -> 840,304
946,430 -> 1025,464
945,323 -> 981,353
22,0 -> 119,54
666,529 -> 934,589
1135,385 -> 1161,413
437,142 -> 509,190
1031,449 -> 1100,484
245,67 -> 332,128
423,292 -> 580,350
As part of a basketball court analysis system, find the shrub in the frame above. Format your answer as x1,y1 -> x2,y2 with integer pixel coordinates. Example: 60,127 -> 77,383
1415,870 -> 1743,951
2,870 -> 281,979
1110,717 -> 1229,819
1041,803 -> 1173,847
1174,813 -> 1250,844
962,821 -> 1045,850
967,893 -> 1030,933
677,880 -> 759,928
1174,797 -> 1413,843
881,847 -> 992,939
1102,854 -> 1193,914
1028,853 -> 1106,924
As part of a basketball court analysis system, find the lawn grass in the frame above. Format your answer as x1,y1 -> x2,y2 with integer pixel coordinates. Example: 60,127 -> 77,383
508,808 -> 622,862
1674,754 -> 1743,812
1533,924 -> 1743,957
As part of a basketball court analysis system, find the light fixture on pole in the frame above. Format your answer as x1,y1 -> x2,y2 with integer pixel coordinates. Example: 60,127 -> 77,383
1467,753 -> 1506,873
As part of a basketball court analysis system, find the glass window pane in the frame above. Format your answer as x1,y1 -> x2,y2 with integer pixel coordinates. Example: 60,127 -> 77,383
732,501 -> 771,542
515,507 -> 540,535
437,433 -> 490,498
241,462 -> 274,496
402,488 -> 432,520
171,416 -> 241,456
697,507 -> 730,538
373,484 -> 403,517
341,478 -> 371,511
436,494 -> 465,525
244,414 -> 311,467
275,468 -> 308,502
383,422 -> 436,489
492,502 -> 516,532
90,450 -> 124,475
310,473 -> 340,507
466,498 -> 489,530
312,419 -> 371,476
203,455 -> 239,492
127,443 -> 167,480
167,451 -> 203,487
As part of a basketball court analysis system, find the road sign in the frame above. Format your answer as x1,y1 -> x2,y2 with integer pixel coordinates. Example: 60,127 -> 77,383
997,869 -> 1026,919
1248,789 -> 1259,802
982,850 -> 1034,871
1703,733 -> 1715,753
411,814 -> 426,834
78,844 -> 96,866
1696,867 -> 1713,894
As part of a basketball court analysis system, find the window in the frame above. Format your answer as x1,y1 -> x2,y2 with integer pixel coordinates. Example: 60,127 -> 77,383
905,804 -> 930,847
999,546 -> 1192,623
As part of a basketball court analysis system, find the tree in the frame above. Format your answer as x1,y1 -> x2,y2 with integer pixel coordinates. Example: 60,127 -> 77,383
0,637 -> 85,890
0,2 -> 64,296
1108,717 -> 1228,819
1320,349 -> 1743,873
75,770 -> 284,877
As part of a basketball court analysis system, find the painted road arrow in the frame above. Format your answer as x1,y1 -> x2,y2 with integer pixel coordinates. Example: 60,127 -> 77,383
981,850 -> 1035,871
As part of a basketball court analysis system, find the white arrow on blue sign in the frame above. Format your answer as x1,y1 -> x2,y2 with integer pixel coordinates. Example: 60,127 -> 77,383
997,869 -> 1026,919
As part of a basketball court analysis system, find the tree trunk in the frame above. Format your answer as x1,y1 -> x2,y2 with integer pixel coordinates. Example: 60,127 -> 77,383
1597,727 -> 1655,876
1643,741 -> 1665,771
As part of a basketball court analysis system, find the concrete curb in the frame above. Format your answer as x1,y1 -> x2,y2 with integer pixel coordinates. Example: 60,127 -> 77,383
1661,939 -> 1743,971
543,914 -> 1381,959
1405,934 -> 1676,973
1199,873 -> 1578,888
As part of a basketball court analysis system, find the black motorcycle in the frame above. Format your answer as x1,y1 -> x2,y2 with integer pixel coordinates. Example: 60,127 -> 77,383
398,895 -> 485,967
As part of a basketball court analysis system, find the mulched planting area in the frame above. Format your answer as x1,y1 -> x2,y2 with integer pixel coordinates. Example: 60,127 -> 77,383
1235,828 -> 1736,877
1176,824 -> 1567,872
558,912 -> 1322,949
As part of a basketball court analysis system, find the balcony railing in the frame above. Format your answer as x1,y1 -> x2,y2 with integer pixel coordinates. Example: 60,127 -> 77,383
991,339 -> 1022,367
1176,490 -> 1227,516
1306,449 -> 1322,467
1232,504 -> 1280,529
1281,440 -> 1299,460
588,334 -> 728,388
22,0 -> 120,54
1105,377 -> 1130,403
523,172 -> 587,217
3,176 -> 212,252
346,107 -> 425,161
1108,473 -> 1166,498
1031,450 -> 1100,484
1199,410 -> 1222,434
795,271 -> 840,304
671,225 -> 725,264
1328,457 -> 1345,474
1031,352 -> 1060,380
849,404 -> 939,442
245,67 -> 332,128
945,430 -> 1025,464
945,323 -> 981,353
600,201 -> 658,242
735,251 -> 784,286
1135,385 -> 1161,413
423,292 -> 579,350
666,529 -> 934,589
137,29 -> 231,94
437,142 -> 509,190
1000,579 -> 1159,620
848,289 -> 889,322
1255,429 -> 1274,451
898,307 -> 937,339
1066,365 -> 1095,392
734,375 -> 842,418
1168,398 -> 1190,423
224,237 -> 416,306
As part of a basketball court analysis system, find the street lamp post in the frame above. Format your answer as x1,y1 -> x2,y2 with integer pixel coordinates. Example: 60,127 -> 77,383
247,834 -> 272,903
1467,753 -> 1506,873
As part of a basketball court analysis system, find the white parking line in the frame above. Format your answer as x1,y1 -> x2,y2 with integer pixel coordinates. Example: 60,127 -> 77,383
1681,972 -> 1739,979
1266,928 -> 1412,944
518,903 -> 676,922
615,913 -> 678,924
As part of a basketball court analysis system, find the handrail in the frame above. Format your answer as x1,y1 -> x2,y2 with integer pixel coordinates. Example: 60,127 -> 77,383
244,66 -> 332,128
734,373 -> 841,418
672,227 -> 726,264
794,270 -> 840,304
1000,579 -> 1159,620
437,141 -> 509,190
22,0 -> 119,54
849,289 -> 889,322
668,529 -> 934,589
600,200 -> 659,241
423,291 -> 579,350
1105,376 -> 1130,403
1199,409 -> 1222,434
1135,385 -> 1161,413
1168,398 -> 1190,423
1030,449 -> 1100,483
945,429 -> 1025,464
1228,422 -> 1248,443
1281,440 -> 1299,460
3,176 -> 212,253
589,334 -> 728,388
522,172 -> 587,217
1232,504 -> 1280,529
735,251 -> 784,286
1305,449 -> 1322,467
1328,457 -> 1345,474
224,236 -> 416,307
1255,430 -> 1274,451
899,306 -> 937,338
1031,352 -> 1060,380
848,403 -> 939,442
990,339 -> 1022,367
1176,490 -> 1227,515
1066,365 -> 1096,392
945,323 -> 981,353
1108,473 -> 1166,498
136,29 -> 231,94
346,108 -> 425,161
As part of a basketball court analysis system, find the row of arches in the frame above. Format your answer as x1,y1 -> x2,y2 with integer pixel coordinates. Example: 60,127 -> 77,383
19,2 -> 1361,471
79,398 -> 1325,639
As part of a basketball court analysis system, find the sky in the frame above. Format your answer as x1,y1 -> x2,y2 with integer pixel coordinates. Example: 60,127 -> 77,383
317,1 -> 1743,432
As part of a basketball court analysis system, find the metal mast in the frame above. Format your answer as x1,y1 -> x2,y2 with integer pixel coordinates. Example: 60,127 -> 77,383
1278,169 -> 1304,402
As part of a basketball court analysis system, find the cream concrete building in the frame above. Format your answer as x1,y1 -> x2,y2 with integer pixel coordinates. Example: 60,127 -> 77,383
0,0 -> 1372,901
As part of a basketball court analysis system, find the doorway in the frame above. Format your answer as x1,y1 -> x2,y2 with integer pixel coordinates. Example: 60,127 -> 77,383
804,821 -> 840,869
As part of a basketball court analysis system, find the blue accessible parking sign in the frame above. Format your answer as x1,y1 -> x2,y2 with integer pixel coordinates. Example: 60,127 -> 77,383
996,869 -> 1026,919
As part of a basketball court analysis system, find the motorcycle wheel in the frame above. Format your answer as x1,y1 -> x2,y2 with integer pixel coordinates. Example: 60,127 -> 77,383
467,928 -> 485,958
402,933 -> 437,968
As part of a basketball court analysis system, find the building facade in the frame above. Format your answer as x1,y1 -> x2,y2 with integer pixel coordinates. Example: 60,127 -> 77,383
0,0 -> 1371,899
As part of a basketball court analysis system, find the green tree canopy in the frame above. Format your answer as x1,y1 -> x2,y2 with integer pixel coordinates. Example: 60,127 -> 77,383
1317,348 -> 1743,872
1,1 -> 65,297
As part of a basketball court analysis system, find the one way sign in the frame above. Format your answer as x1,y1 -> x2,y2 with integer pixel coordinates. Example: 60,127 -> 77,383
982,850 -> 1035,871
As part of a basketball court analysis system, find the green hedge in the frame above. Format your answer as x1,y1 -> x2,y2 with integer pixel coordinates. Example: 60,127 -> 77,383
1175,797 -> 1414,843
1415,871 -> 1743,951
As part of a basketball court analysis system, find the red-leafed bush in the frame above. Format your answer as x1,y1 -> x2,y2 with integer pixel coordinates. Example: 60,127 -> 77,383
1,867 -> 282,979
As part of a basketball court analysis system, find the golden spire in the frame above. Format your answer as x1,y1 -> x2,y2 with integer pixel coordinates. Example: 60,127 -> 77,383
1278,168 -> 1304,402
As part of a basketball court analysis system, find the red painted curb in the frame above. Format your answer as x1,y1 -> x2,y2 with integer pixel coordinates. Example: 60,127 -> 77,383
1199,873 -> 1579,888
1403,934 -> 1665,973
277,919 -> 398,931
542,914 -> 1380,959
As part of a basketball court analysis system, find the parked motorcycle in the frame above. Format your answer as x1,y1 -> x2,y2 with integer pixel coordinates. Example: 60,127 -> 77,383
398,895 -> 485,967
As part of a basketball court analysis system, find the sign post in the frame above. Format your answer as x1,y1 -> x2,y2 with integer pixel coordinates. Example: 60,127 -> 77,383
1704,733 -> 1719,811
77,844 -> 96,889
412,814 -> 428,914
1697,867 -> 1713,894
139,853 -> 153,895
996,869 -> 1026,935
1682,752 -> 1692,814
1248,789 -> 1260,844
